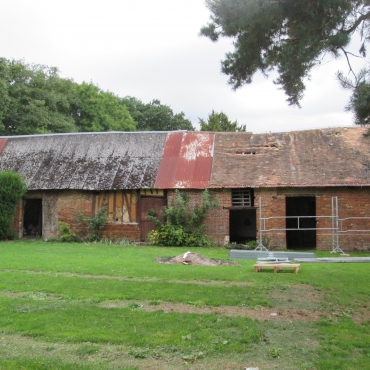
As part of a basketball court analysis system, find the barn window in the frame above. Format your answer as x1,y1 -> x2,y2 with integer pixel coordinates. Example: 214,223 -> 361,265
232,189 -> 253,207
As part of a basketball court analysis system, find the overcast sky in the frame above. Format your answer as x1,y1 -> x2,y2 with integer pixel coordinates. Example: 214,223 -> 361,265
1,0 -> 362,133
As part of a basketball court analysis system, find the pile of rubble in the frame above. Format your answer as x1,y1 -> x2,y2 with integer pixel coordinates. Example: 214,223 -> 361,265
157,251 -> 237,266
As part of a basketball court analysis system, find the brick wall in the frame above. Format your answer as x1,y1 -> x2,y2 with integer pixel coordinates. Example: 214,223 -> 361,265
101,223 -> 140,241
254,187 -> 370,251
18,190 -> 142,242
169,187 -> 370,251
254,188 -> 287,250
15,187 -> 370,250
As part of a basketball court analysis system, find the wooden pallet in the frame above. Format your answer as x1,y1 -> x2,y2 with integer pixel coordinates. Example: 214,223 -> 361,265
254,263 -> 300,274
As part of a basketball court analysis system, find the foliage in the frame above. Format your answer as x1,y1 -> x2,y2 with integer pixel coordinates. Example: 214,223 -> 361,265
121,96 -> 195,131
0,58 -> 78,135
147,189 -> 219,247
199,110 -> 246,131
72,82 -> 136,132
338,68 -> 370,125
75,205 -> 107,242
0,171 -> 27,239
58,221 -> 79,242
226,240 -> 258,250
200,0 -> 370,115
0,58 -> 199,135
0,58 -> 136,135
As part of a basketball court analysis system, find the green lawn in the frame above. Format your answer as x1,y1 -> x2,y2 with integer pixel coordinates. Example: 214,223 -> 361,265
0,240 -> 369,369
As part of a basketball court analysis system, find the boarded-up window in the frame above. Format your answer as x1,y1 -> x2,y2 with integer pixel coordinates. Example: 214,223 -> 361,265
95,190 -> 137,223
232,189 -> 253,207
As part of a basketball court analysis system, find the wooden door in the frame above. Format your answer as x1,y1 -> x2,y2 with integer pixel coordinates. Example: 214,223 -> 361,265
140,197 -> 166,241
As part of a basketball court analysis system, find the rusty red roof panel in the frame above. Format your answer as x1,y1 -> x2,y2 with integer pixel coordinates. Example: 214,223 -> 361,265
0,138 -> 7,153
162,131 -> 183,157
155,132 -> 215,189
193,156 -> 213,182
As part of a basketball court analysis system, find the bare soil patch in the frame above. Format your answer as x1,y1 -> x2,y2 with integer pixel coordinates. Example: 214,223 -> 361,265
156,252 -> 238,266
100,299 -> 324,321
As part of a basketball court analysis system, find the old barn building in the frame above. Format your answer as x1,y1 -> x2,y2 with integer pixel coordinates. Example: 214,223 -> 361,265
1,127 -> 370,251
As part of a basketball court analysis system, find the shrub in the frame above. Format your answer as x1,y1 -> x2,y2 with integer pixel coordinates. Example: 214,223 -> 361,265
75,205 -> 108,242
147,189 -> 218,247
58,221 -> 80,242
0,171 -> 27,239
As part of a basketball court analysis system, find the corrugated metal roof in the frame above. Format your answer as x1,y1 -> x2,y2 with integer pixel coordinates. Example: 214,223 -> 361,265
0,132 -> 167,190
210,127 -> 370,188
155,132 -> 214,189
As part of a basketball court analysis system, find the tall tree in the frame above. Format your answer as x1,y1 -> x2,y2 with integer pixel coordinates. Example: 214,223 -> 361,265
72,83 -> 136,132
200,0 -> 370,120
121,97 -> 195,131
0,58 -> 77,135
199,110 -> 246,131
0,58 -> 137,135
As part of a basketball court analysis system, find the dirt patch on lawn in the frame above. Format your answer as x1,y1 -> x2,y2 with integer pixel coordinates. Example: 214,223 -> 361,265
100,300 -> 324,321
156,252 -> 238,266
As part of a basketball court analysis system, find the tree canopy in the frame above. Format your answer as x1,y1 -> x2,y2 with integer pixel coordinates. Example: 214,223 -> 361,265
120,97 -> 195,131
0,58 -> 196,135
72,83 -> 136,132
0,58 -> 78,135
0,58 -> 136,135
200,0 -> 370,123
199,110 -> 246,131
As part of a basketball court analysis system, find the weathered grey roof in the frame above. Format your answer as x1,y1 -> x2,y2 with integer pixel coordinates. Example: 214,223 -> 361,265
0,132 -> 168,190
210,127 -> 370,188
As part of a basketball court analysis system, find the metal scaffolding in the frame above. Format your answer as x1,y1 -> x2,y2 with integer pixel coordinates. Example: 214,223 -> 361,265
255,196 -> 370,252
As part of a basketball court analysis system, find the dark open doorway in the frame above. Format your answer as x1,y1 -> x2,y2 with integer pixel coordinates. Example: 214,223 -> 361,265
23,199 -> 42,237
286,196 -> 316,249
229,209 -> 257,243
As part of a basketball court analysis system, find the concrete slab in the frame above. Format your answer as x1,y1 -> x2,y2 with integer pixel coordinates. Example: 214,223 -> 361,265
294,257 -> 370,263
229,250 -> 316,260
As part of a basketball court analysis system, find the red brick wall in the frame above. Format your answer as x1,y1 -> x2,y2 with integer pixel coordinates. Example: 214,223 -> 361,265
255,187 -> 370,251
254,188 -> 287,250
56,190 -> 92,238
101,223 -> 140,241
169,187 -> 370,251
17,190 -> 142,242
14,187 -> 370,250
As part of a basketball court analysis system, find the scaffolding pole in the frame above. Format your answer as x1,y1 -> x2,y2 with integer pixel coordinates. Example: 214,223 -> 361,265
254,195 -> 347,253
255,197 -> 269,251
331,196 -> 344,254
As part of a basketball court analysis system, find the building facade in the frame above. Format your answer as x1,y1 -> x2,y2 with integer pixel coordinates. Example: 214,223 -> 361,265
2,127 -> 370,251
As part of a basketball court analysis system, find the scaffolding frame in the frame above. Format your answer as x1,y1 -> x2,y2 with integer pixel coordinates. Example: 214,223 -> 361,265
255,196 -> 369,253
